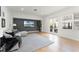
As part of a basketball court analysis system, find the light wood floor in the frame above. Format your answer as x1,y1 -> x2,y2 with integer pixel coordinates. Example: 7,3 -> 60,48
36,32 -> 79,52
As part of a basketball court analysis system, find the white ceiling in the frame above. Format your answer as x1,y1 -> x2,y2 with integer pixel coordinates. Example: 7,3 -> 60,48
7,6 -> 68,17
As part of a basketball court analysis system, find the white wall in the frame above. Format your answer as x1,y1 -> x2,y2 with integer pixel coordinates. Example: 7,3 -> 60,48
0,6 -> 12,33
42,7 -> 79,41
11,11 -> 42,20
42,17 -> 51,32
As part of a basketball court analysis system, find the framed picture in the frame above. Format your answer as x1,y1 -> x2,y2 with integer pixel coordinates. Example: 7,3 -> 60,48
2,18 -> 5,28
62,22 -> 72,29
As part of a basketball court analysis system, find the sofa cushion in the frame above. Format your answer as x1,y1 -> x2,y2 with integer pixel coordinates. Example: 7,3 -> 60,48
3,33 -> 13,38
15,31 -> 28,37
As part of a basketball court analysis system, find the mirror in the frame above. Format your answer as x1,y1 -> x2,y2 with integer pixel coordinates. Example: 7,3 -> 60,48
2,18 -> 5,28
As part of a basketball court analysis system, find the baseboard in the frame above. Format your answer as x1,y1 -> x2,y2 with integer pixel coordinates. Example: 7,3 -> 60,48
60,36 -> 79,42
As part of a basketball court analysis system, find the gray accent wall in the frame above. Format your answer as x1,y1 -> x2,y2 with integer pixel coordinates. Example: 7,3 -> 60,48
13,18 -> 41,31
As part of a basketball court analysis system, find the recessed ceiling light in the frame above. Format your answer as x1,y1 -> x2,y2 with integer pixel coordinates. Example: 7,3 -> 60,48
21,8 -> 24,11
33,9 -> 38,11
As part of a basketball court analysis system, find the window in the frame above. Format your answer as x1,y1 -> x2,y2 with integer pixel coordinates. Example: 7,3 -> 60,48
24,21 -> 35,27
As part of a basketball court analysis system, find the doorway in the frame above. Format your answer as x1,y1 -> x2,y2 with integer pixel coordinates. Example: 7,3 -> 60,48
50,18 -> 59,34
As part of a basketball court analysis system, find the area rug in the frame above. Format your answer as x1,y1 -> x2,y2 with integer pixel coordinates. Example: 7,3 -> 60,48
17,33 -> 53,52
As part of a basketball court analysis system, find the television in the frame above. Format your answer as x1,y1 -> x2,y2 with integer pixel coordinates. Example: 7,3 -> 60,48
24,21 -> 35,27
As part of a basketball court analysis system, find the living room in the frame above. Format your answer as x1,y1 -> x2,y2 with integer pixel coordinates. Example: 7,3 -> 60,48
0,6 -> 79,52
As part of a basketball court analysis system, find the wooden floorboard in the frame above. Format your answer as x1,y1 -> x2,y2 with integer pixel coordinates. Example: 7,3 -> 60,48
36,32 -> 79,52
